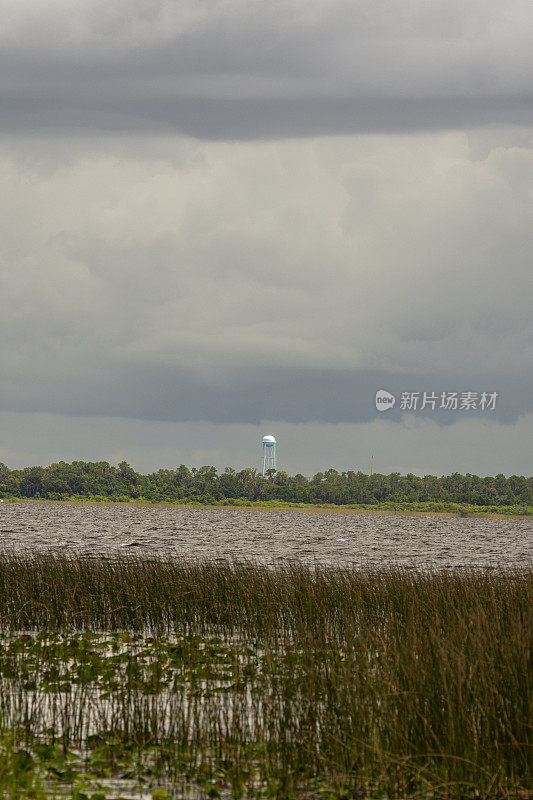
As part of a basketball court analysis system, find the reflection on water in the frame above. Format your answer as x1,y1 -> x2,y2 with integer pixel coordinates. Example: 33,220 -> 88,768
0,503 -> 531,566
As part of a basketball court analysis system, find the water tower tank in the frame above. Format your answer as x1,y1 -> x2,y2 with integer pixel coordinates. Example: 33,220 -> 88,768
261,435 -> 277,475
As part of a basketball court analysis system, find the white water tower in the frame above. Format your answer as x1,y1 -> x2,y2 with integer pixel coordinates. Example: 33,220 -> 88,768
261,435 -> 277,476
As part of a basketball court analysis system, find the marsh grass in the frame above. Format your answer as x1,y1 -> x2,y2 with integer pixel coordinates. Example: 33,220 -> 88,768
0,553 -> 531,798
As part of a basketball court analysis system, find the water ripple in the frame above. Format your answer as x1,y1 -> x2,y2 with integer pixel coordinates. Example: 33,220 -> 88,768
0,504 -> 531,567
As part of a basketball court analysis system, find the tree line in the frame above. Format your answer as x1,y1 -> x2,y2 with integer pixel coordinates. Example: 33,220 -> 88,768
0,461 -> 531,509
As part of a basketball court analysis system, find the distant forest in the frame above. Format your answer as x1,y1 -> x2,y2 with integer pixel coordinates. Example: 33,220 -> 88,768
0,461 -> 531,511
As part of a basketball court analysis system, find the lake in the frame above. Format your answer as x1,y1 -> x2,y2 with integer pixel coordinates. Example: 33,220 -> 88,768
0,502 -> 531,566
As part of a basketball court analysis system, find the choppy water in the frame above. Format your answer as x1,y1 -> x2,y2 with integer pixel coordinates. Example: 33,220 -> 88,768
0,502 -> 531,567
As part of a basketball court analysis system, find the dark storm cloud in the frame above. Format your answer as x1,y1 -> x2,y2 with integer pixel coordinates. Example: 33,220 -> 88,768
0,361 -> 527,426
1,0 -> 532,138
2,93 -> 533,140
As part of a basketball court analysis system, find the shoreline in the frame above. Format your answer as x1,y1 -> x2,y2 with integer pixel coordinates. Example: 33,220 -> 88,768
2,497 -> 530,518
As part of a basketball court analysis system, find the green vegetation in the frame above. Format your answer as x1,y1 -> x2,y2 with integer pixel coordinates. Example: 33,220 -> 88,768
0,554 -> 531,798
0,461 -> 531,513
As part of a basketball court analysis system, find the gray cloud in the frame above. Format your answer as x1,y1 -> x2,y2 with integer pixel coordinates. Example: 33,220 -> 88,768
1,0 -> 533,137
0,132 -> 531,433
1,2 -> 532,474
2,94 -> 533,140
1,411 -> 531,477
0,361 -> 527,426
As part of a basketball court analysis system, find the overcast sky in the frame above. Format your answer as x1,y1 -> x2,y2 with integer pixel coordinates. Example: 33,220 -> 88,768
1,0 -> 531,476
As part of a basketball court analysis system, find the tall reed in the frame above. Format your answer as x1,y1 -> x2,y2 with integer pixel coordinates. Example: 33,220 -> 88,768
0,553 -> 530,797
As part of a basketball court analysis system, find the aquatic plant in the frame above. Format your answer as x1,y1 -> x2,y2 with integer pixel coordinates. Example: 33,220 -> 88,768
0,555 -> 530,798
